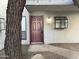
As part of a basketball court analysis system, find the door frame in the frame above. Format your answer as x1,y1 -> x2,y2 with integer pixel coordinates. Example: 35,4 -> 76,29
29,16 -> 44,44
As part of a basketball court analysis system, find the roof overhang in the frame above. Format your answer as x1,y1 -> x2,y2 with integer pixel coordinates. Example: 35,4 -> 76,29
25,5 -> 79,12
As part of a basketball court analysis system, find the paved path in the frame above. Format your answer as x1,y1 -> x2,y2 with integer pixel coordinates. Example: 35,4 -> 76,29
1,44 -> 79,59
27,45 -> 79,59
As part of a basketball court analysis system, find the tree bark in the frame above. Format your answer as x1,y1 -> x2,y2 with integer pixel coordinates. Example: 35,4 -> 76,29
4,0 -> 26,59
73,0 -> 79,7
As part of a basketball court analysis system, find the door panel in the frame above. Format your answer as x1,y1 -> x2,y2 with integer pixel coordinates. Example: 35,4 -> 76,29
30,16 -> 44,44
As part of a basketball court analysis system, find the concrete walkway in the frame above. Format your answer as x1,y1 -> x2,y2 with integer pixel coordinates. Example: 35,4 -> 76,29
27,45 -> 79,59
1,44 -> 79,59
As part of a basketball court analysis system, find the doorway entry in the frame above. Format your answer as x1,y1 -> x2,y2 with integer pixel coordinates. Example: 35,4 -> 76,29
30,16 -> 44,44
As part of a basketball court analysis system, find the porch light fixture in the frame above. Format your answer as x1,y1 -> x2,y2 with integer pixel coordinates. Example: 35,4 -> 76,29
54,16 -> 68,29
0,18 -> 5,31
46,16 -> 52,25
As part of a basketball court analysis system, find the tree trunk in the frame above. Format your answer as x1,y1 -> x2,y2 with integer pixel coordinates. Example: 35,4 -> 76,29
4,0 -> 26,59
73,0 -> 79,6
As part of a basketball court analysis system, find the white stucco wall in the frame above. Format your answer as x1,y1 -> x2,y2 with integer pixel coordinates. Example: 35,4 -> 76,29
22,7 -> 30,45
0,0 -> 8,50
30,11 -> 79,44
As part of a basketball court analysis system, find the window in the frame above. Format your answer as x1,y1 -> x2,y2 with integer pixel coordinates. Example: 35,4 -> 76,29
0,18 -> 5,31
21,16 -> 26,40
22,31 -> 26,40
54,16 -> 68,29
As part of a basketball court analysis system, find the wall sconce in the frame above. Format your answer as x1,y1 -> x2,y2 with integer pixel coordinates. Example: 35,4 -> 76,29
46,16 -> 52,25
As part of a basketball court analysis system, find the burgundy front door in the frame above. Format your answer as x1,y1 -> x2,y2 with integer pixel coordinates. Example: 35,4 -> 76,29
30,16 -> 44,44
